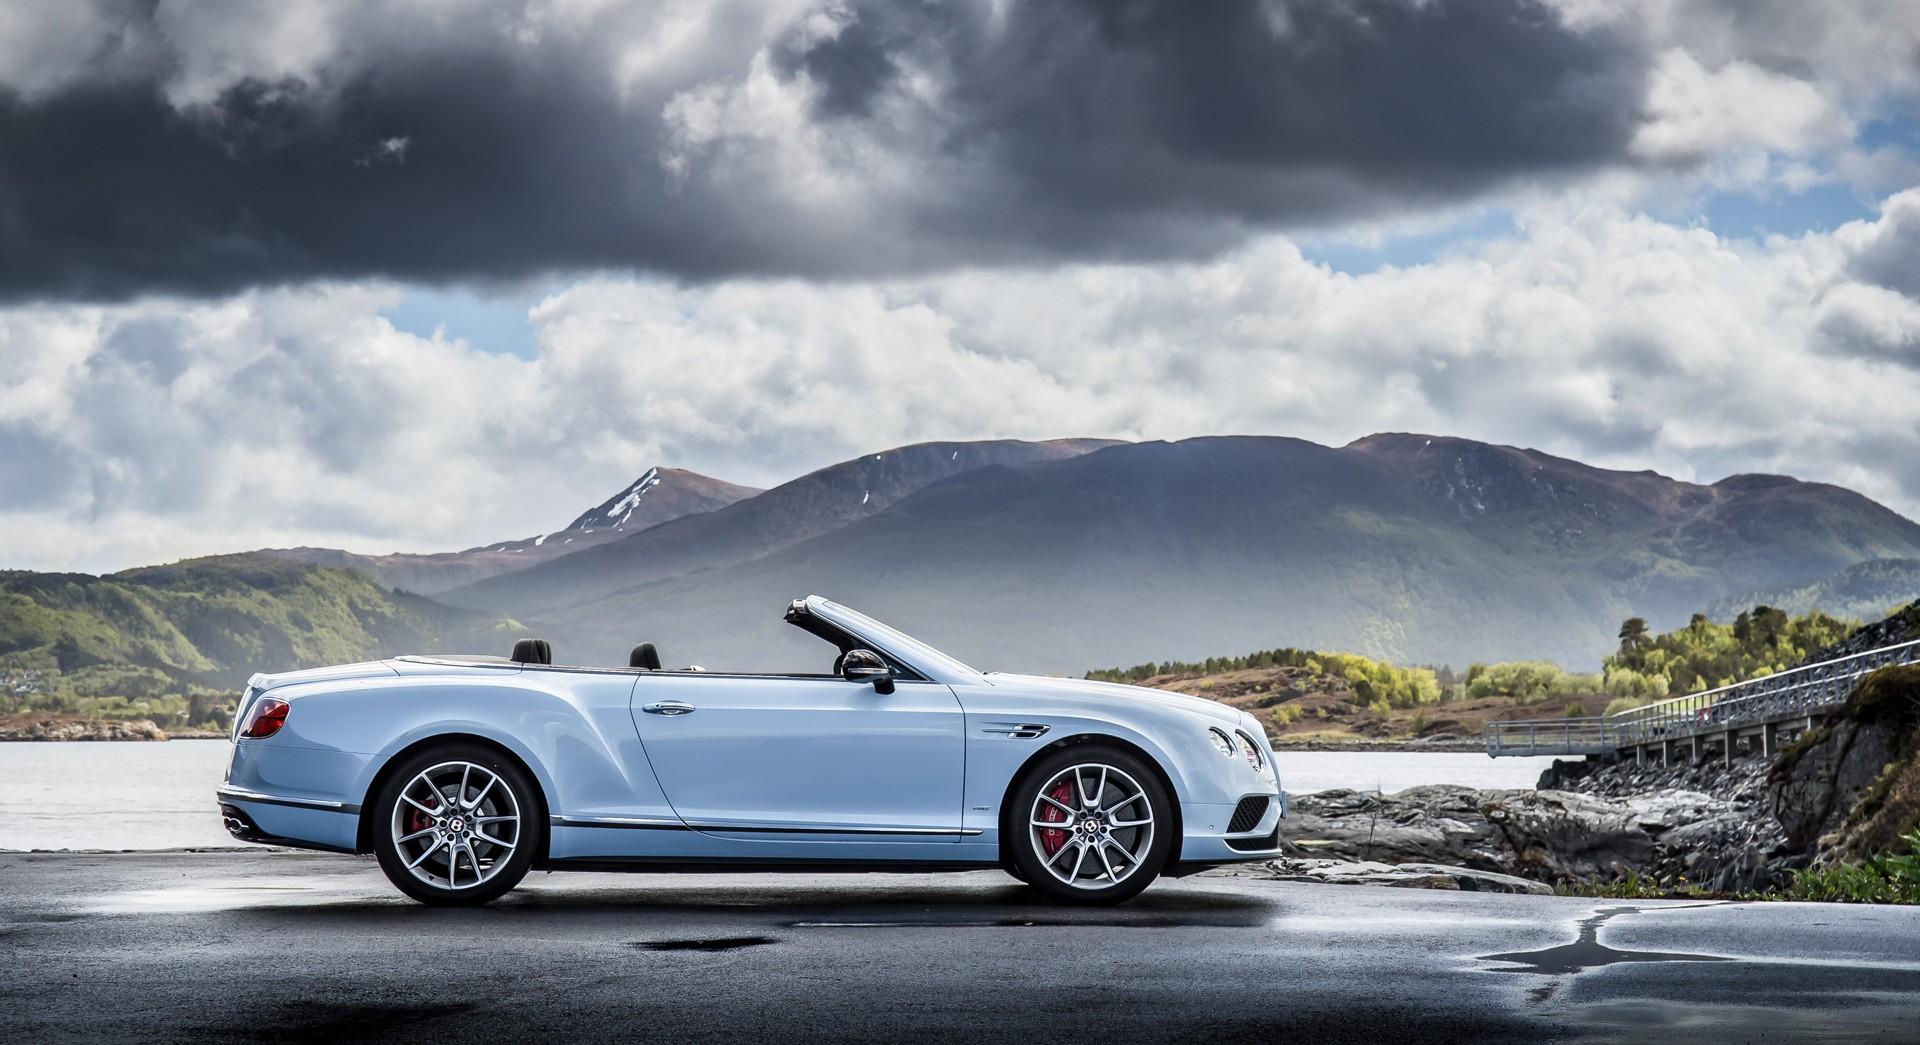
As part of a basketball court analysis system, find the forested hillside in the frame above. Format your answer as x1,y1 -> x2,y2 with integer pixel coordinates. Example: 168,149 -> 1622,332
0,557 -> 516,730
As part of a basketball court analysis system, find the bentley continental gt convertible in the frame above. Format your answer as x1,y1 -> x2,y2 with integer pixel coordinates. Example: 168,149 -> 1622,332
217,596 -> 1285,905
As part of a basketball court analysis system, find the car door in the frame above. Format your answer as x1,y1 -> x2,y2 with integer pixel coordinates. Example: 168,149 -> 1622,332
628,672 -> 967,839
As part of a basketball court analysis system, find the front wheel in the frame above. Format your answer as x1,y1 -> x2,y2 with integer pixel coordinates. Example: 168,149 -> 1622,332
1007,746 -> 1173,904
371,743 -> 542,906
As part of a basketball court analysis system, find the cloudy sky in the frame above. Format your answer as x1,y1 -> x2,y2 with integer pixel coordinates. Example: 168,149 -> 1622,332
4,0 -> 1920,573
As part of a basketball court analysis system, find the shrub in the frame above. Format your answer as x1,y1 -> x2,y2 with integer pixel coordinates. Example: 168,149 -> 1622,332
1785,832 -> 1920,904
1090,646 -> 1440,709
1464,661 -> 1596,704
1603,667 -> 1670,705
1602,697 -> 1643,716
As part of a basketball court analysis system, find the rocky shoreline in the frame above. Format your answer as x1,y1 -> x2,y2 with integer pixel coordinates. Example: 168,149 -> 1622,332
1270,663 -> 1920,894
1271,780 -> 1772,892
0,716 -> 172,742
0,715 -> 232,741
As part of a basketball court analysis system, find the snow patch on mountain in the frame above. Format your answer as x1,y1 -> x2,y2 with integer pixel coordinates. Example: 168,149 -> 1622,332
572,468 -> 661,533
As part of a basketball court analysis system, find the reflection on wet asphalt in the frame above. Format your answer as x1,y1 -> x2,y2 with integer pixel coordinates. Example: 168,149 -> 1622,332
1478,903 -> 1736,975
6,851 -> 1920,1044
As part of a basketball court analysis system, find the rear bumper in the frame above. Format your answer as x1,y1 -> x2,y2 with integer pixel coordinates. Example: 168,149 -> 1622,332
217,790 -> 360,853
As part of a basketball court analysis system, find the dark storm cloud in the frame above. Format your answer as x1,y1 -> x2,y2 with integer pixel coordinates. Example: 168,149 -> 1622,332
0,0 -> 1650,300
0,51 -> 717,299
944,1 -> 1640,200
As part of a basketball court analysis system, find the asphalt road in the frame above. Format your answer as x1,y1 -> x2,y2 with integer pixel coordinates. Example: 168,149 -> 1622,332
3,852 -> 1918,1044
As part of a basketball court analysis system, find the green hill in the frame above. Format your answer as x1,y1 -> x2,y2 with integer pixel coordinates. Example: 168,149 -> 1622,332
0,557 -> 518,730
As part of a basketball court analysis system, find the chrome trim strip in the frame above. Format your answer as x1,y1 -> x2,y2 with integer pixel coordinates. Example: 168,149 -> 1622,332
551,814 -> 982,836
551,815 -> 690,830
685,821 -> 986,836
981,723 -> 1050,739
216,786 -> 358,814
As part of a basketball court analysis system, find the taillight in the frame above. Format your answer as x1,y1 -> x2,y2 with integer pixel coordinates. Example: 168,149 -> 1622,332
240,698 -> 289,739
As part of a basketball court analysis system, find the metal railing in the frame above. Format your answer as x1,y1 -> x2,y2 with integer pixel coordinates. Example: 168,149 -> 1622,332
1485,637 -> 1920,757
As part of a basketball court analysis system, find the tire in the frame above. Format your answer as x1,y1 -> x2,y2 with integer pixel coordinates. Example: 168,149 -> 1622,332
371,742 -> 543,906
1006,745 -> 1173,905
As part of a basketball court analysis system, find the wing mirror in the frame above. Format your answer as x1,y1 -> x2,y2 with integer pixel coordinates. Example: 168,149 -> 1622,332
841,649 -> 895,694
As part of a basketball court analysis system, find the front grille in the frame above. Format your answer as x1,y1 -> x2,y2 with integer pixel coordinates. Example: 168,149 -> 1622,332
1228,795 -> 1270,833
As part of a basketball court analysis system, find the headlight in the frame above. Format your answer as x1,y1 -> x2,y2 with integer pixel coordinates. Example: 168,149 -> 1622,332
1206,727 -> 1235,757
1234,729 -> 1264,771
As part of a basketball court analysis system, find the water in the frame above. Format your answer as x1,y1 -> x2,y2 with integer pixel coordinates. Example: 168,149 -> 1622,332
1276,751 -> 1560,796
0,741 -> 1561,851
1,740 -> 238,852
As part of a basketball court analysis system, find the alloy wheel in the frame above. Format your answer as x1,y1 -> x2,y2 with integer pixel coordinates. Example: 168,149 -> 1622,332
1028,762 -> 1156,890
388,760 -> 522,891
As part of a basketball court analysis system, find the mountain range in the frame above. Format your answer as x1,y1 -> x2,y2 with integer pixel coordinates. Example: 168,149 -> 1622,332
444,433 -> 1920,673
6,433 -> 1920,691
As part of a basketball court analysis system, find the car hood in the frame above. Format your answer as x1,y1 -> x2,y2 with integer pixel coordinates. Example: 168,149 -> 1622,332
985,673 -> 1244,727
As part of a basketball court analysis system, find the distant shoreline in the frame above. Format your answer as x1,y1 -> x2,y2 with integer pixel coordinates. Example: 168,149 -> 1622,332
1271,737 -> 1487,754
0,717 -> 228,742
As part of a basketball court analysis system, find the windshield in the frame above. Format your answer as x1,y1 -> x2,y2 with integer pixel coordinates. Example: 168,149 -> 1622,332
815,599 -> 981,678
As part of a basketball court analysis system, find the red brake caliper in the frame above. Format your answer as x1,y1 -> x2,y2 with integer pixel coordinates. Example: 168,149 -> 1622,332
1038,780 -> 1074,857
407,790 -> 439,835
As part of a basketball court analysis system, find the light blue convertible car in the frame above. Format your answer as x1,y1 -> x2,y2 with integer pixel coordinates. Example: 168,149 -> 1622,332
219,596 -> 1285,905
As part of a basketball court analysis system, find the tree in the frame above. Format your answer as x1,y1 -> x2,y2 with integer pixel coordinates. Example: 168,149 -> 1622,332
1617,617 -> 1650,661
1751,605 -> 1789,649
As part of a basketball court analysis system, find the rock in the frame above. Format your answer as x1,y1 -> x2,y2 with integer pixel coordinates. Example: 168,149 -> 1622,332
1277,782 -> 1780,891
1535,757 -> 1601,790
1394,863 -> 1554,894
1771,665 -> 1920,865
1246,857 -> 1552,894
1533,665 -> 1920,889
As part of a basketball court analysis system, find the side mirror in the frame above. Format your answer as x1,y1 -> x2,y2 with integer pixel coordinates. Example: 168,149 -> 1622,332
841,648 -> 895,695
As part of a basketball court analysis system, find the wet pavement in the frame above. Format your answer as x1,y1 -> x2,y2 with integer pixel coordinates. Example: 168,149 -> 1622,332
3,851 -> 1919,1043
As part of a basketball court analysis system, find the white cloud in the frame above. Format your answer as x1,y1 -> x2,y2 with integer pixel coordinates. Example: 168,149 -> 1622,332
7,187 -> 1920,573
1630,49 -> 1847,165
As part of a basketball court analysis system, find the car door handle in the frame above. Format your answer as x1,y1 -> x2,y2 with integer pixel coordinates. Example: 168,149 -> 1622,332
642,701 -> 696,716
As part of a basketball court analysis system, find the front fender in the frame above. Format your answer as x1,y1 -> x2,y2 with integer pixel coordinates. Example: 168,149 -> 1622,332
952,676 -> 1280,855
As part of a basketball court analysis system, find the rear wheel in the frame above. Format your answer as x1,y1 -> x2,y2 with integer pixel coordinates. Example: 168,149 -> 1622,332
1007,746 -> 1172,904
371,743 -> 542,906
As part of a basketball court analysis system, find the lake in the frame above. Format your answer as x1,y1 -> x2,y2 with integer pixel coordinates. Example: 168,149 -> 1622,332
0,741 -> 1562,851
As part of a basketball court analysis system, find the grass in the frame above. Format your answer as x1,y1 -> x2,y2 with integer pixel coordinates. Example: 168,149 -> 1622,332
1555,831 -> 1920,905
1780,831 -> 1920,904
1556,871 -> 1739,901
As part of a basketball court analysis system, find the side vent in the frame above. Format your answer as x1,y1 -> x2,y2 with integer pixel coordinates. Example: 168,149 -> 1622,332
981,723 -> 1051,740
1227,795 -> 1270,833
